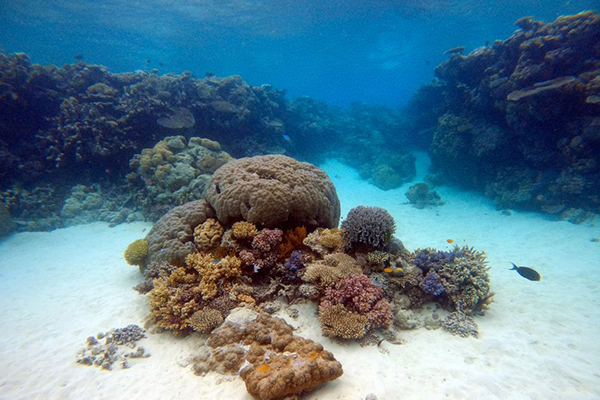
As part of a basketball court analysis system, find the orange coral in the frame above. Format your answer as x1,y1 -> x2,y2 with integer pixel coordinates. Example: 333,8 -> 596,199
279,226 -> 307,259
185,253 -> 242,300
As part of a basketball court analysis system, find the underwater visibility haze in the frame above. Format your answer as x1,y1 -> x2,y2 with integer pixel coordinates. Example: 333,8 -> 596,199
0,1 -> 599,400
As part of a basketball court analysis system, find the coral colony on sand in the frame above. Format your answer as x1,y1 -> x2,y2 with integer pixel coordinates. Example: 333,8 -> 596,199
118,155 -> 493,400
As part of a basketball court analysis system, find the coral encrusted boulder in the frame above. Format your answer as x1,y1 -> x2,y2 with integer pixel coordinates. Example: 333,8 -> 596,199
205,155 -> 340,229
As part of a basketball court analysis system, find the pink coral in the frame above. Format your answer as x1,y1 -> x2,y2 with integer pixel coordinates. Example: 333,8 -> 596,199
240,228 -> 283,273
320,274 -> 392,330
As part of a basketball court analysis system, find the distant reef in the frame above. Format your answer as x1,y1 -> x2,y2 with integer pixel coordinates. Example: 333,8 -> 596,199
0,52 -> 415,231
1,11 -> 598,231
408,11 -> 600,220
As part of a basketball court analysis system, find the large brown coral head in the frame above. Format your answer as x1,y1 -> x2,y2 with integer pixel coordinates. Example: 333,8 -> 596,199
205,155 -> 340,229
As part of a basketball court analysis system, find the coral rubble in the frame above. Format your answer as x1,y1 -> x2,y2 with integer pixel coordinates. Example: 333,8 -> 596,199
192,309 -> 343,400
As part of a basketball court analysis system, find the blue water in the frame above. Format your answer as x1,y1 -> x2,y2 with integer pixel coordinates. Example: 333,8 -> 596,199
0,0 -> 595,107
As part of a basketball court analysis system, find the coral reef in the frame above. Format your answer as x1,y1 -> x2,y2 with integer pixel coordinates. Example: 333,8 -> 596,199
188,308 -> 225,333
192,308 -> 343,400
143,200 -> 215,270
318,274 -> 393,339
405,183 -> 444,209
302,252 -> 362,288
185,253 -> 242,300
341,206 -> 396,251
205,155 -> 340,229
239,228 -> 284,274
442,310 -> 478,338
193,218 -> 224,252
76,325 -> 149,370
0,203 -> 15,237
412,12 -> 600,217
127,136 -> 233,220
231,221 -> 259,239
303,228 -> 345,255
124,239 -> 149,267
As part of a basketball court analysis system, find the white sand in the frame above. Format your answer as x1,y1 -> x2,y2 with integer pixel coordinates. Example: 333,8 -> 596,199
1,156 -> 599,400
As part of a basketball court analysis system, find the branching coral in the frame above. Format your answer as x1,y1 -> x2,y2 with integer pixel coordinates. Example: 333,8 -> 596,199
318,274 -> 392,338
188,308 -> 224,333
303,228 -> 345,255
239,228 -> 283,273
302,252 -> 362,287
185,253 -> 242,300
341,206 -> 396,251
279,226 -> 307,259
318,304 -> 370,339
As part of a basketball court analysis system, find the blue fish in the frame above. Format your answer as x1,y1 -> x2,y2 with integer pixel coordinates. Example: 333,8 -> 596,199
282,134 -> 291,142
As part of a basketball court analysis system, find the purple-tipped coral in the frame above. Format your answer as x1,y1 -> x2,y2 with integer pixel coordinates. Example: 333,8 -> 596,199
320,274 -> 392,334
419,271 -> 445,296
341,206 -> 396,251
239,228 -> 283,273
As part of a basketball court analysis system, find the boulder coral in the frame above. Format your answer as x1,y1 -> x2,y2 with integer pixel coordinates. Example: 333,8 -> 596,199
128,136 -> 233,221
192,309 -> 343,400
143,200 -> 215,270
205,155 -> 340,229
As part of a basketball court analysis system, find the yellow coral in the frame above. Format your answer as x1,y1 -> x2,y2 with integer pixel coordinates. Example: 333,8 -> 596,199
188,308 -> 224,333
124,239 -> 148,266
232,221 -> 258,239
199,138 -> 221,152
319,304 -> 369,339
303,252 -> 362,287
186,253 -> 242,300
319,228 -> 345,249
194,218 -> 224,251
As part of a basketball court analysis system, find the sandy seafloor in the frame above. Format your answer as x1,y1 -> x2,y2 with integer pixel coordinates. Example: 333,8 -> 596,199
1,154 -> 599,400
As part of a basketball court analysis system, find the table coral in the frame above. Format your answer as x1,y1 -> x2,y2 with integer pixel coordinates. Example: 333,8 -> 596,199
193,309 -> 343,400
302,252 -> 362,288
205,155 -> 340,229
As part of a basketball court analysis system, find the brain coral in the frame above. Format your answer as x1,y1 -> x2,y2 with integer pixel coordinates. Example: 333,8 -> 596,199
143,200 -> 215,270
205,155 -> 340,229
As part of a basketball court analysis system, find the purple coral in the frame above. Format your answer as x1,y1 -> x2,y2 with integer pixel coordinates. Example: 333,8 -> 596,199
240,228 -> 283,273
341,206 -> 396,251
321,274 -> 392,329
285,250 -> 306,271
420,271 -> 445,296
414,247 -> 466,272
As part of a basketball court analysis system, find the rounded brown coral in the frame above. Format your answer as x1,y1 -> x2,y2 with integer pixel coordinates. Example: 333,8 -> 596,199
205,155 -> 340,229
193,218 -> 224,251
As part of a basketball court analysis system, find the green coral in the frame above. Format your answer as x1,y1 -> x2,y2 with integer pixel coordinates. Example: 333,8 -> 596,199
438,249 -> 491,312
124,239 -> 149,266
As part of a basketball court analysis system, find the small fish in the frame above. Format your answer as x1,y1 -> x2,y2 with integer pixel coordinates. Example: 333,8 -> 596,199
74,53 -> 84,60
282,134 -> 291,142
510,263 -> 541,281
447,239 -> 454,243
